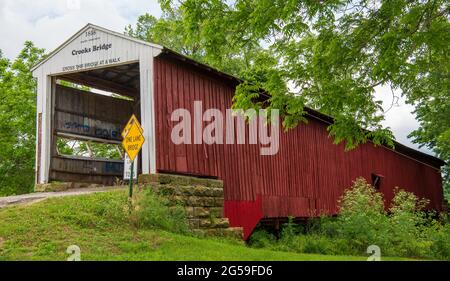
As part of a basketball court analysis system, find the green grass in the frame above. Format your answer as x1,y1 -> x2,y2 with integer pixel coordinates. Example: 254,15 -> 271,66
0,190 -> 412,261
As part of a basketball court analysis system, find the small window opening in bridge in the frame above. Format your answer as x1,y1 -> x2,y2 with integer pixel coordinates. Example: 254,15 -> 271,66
56,79 -> 133,101
56,137 -> 123,161
371,173 -> 384,190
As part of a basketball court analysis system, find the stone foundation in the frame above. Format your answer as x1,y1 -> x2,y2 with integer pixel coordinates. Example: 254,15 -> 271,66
139,173 -> 223,188
140,173 -> 243,239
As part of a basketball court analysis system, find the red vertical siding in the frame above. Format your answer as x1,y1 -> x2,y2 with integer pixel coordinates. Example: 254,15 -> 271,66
153,56 -> 444,239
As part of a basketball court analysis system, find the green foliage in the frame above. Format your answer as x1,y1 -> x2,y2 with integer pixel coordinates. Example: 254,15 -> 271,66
330,178 -> 391,250
130,187 -> 190,234
2,190 -> 376,261
248,229 -> 277,249
53,189 -> 130,230
279,217 -> 303,239
153,0 -> 449,173
87,142 -> 121,159
427,220 -> 450,260
125,6 -> 276,81
0,42 -> 45,195
388,188 -> 431,257
290,235 -> 348,255
56,136 -> 122,160
56,138 -> 75,156
58,80 -> 90,91
323,178 -> 450,259
248,177 -> 450,260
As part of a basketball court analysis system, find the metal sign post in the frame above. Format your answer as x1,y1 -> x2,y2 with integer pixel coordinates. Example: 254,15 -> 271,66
121,114 -> 144,199
128,160 -> 134,198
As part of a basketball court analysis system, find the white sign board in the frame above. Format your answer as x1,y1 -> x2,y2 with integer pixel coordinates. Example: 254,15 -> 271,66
32,25 -> 160,76
123,154 -> 138,180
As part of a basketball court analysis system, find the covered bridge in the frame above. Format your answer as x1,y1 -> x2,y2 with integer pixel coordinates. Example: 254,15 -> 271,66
32,24 -> 445,239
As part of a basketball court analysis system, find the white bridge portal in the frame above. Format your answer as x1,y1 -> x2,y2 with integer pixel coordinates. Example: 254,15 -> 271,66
32,23 -> 163,185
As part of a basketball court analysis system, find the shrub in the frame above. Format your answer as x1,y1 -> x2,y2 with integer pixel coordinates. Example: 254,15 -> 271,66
248,229 -> 277,249
280,217 -> 302,239
248,177 -> 450,260
292,235 -> 337,255
387,188 -> 431,257
427,221 -> 450,260
331,177 -> 391,252
130,186 -> 190,234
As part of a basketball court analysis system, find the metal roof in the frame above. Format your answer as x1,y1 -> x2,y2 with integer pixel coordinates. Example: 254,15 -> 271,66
156,50 -> 446,169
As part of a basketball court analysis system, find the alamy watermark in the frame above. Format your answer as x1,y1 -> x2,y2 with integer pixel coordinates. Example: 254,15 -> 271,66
170,101 -> 280,156
66,245 -> 81,261
367,245 -> 381,261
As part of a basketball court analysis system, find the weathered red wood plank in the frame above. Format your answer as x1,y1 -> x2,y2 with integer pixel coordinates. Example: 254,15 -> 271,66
153,56 -> 444,238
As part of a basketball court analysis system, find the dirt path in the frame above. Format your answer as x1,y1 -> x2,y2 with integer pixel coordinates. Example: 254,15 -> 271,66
0,186 -> 125,209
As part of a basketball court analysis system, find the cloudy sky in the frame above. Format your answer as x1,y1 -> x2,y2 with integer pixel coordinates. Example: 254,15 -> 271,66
0,0 -> 432,155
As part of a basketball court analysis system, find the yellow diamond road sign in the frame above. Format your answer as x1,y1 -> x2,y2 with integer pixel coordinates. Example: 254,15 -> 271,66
122,114 -> 143,139
122,120 -> 144,162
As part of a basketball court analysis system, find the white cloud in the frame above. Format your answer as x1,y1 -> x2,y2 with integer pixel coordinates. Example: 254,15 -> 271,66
376,84 -> 433,155
0,0 -> 161,59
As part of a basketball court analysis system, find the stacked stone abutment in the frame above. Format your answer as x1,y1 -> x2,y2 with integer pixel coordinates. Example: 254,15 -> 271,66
139,173 -> 243,239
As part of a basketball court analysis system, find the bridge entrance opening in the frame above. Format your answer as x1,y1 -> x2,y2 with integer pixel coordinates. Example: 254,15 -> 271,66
49,62 -> 140,185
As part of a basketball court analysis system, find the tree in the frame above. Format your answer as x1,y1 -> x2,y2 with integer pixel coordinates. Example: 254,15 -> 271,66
137,0 -> 448,189
0,42 -> 45,195
125,8 -> 276,78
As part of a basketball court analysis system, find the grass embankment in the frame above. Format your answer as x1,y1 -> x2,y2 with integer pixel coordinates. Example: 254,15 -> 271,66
0,190 -> 411,261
